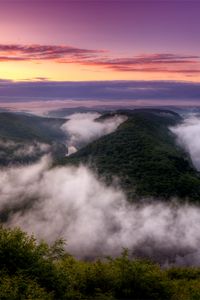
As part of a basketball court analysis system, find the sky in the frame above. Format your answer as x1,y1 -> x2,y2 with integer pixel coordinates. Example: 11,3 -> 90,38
0,0 -> 200,110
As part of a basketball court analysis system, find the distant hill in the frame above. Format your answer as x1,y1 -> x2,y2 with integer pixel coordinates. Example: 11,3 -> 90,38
46,106 -> 102,118
0,112 -> 67,142
46,105 -> 134,118
61,109 -> 200,201
0,113 -> 67,165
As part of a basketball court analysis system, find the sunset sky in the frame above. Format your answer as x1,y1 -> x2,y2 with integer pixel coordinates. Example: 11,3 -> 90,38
1,0 -> 200,110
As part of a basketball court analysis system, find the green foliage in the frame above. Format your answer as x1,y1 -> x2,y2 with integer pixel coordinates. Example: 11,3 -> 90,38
1,226 -> 200,299
0,226 -> 64,298
0,273 -> 52,300
62,110 -> 200,201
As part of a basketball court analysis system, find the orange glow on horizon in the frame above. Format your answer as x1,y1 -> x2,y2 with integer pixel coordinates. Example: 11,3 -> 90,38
0,60 -> 200,83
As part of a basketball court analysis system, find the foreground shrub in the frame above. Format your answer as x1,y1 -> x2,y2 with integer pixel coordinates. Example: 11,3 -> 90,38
0,226 -> 200,299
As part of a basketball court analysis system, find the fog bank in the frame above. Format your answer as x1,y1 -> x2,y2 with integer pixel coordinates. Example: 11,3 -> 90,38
0,155 -> 200,266
170,116 -> 200,170
61,113 -> 127,155
0,139 -> 51,162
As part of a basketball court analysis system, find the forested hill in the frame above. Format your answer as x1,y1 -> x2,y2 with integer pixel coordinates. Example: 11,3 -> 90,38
0,112 -> 66,142
0,113 -> 67,165
61,110 -> 200,201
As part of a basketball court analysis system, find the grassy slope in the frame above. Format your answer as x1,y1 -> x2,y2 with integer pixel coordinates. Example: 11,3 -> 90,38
61,110 -> 200,201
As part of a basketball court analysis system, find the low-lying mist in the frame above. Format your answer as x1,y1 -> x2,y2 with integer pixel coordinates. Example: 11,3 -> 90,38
1,155 -> 200,266
0,139 -> 50,155
61,112 -> 127,155
0,139 -> 51,163
170,115 -> 200,171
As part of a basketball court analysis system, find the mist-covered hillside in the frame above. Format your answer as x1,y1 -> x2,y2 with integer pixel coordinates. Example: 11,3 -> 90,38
2,110 -> 200,261
1,109 -> 200,201
0,112 -> 67,141
2,109 -> 200,201
61,109 -> 200,201
0,112 -> 67,165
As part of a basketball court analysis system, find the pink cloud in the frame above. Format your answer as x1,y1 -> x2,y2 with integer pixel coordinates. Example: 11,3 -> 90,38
0,43 -> 200,76
0,44 -> 105,62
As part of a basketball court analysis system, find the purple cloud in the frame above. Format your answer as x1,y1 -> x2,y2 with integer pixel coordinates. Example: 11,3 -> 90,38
0,80 -> 200,103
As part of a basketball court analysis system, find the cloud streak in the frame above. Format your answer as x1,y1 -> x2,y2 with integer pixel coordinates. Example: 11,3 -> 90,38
0,44 -> 104,62
80,53 -> 200,75
0,43 -> 200,75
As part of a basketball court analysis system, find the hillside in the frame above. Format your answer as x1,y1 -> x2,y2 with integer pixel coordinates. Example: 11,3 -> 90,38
61,110 -> 200,201
0,112 -> 67,142
0,113 -> 67,165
